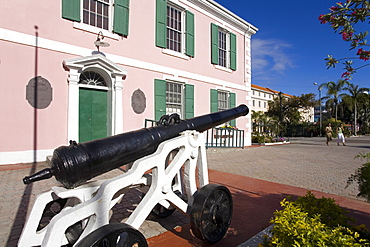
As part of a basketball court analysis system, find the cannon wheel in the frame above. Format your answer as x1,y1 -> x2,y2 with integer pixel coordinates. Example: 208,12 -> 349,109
190,184 -> 233,244
74,223 -> 148,247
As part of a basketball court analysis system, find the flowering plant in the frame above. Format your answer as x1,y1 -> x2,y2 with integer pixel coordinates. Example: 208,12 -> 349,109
274,137 -> 285,142
319,0 -> 370,80
220,125 -> 238,130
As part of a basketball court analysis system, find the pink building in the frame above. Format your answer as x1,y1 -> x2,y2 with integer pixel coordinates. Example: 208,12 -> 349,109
0,0 -> 257,165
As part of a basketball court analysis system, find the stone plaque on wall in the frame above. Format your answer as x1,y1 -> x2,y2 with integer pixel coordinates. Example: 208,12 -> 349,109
26,76 -> 53,109
131,89 -> 146,114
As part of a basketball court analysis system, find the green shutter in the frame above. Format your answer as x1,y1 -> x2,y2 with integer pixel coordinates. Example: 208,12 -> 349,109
185,11 -> 195,57
229,93 -> 236,126
211,23 -> 219,65
185,84 -> 194,119
155,79 -> 166,120
156,0 -> 167,48
210,89 -> 218,113
230,32 -> 237,70
113,0 -> 130,36
62,0 -> 80,22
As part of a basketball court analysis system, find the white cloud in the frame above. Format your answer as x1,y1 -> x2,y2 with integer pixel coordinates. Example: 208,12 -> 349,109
252,39 -> 295,77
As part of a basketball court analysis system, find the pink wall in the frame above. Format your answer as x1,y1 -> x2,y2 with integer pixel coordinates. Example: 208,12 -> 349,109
0,41 -> 69,152
0,0 -> 248,86
0,0 -> 254,162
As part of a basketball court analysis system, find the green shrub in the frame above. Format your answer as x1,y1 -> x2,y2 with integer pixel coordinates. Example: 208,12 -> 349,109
348,152 -> 370,202
265,136 -> 273,143
252,134 -> 266,144
260,192 -> 370,246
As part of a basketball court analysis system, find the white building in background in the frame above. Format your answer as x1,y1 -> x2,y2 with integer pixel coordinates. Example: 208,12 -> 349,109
250,84 -> 314,122
250,84 -> 292,112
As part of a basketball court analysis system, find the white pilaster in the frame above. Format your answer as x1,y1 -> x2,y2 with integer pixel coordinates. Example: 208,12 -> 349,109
67,66 -> 83,143
113,74 -> 125,135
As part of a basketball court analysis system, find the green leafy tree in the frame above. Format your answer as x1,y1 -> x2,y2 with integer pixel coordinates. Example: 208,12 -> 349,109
319,1 -> 370,79
267,93 -> 316,135
357,93 -> 370,133
252,110 -> 268,133
320,80 -> 349,121
342,83 -> 370,135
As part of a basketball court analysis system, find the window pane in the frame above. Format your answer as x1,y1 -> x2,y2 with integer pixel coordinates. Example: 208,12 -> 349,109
90,0 -> 95,12
90,12 -> 96,26
218,30 -> 227,67
83,10 -> 89,24
166,5 -> 182,53
97,15 -> 102,28
83,0 -> 89,9
103,17 -> 108,30
218,91 -> 228,111
97,2 -> 102,14
103,5 -> 108,16
82,0 -> 110,30
166,82 -> 183,116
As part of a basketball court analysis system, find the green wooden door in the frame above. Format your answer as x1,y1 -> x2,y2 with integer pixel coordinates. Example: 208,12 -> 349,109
79,88 -> 108,143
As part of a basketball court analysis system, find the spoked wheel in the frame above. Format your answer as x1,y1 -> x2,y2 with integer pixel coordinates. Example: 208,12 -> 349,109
75,223 -> 148,247
190,184 -> 233,244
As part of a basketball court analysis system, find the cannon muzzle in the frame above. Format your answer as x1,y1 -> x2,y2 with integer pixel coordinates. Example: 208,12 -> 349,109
23,104 -> 249,188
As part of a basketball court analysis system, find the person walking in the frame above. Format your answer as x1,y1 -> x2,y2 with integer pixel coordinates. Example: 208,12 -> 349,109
325,123 -> 333,146
337,124 -> 346,146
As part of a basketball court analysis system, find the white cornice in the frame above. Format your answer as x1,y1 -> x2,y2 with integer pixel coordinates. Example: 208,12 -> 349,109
188,0 -> 258,35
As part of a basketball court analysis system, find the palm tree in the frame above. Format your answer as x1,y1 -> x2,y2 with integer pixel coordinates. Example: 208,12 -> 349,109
342,83 -> 370,135
252,110 -> 270,134
320,80 -> 349,121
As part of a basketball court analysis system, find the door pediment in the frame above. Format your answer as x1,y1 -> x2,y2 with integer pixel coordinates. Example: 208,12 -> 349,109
63,54 -> 127,77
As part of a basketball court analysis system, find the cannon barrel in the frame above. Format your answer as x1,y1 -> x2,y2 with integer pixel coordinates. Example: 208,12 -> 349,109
23,104 -> 249,188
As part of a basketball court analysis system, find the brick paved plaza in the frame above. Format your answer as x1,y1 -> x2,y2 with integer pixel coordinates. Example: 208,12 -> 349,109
1,136 -> 369,246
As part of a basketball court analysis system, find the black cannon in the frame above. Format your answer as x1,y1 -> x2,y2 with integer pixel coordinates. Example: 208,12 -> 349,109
19,105 -> 249,247
23,104 -> 249,189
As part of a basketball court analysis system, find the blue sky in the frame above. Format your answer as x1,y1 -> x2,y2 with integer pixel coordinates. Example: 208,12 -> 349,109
214,0 -> 370,97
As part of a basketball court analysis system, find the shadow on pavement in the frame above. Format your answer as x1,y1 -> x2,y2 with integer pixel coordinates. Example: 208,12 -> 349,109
6,163 -> 37,247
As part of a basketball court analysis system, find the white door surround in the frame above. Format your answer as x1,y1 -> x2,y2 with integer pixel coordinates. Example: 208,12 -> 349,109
63,54 -> 127,143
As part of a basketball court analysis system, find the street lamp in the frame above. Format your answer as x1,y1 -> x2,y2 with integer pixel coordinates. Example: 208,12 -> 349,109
278,91 -> 283,137
313,82 -> 322,137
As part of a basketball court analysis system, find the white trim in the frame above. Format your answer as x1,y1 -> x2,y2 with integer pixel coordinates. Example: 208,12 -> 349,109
0,28 -> 247,91
215,85 -> 232,93
162,49 -> 190,60
186,0 -> 258,36
79,84 -> 109,91
214,65 -> 232,73
163,75 -> 189,84
64,54 -> 128,142
73,22 -> 120,40
0,149 -> 54,165
171,0 -> 189,9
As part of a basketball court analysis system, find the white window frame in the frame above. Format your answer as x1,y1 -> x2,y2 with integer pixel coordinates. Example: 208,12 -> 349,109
82,0 -> 110,30
213,26 -> 232,72
165,3 -> 186,55
166,81 -> 185,117
74,0 -> 120,40
217,90 -> 229,112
